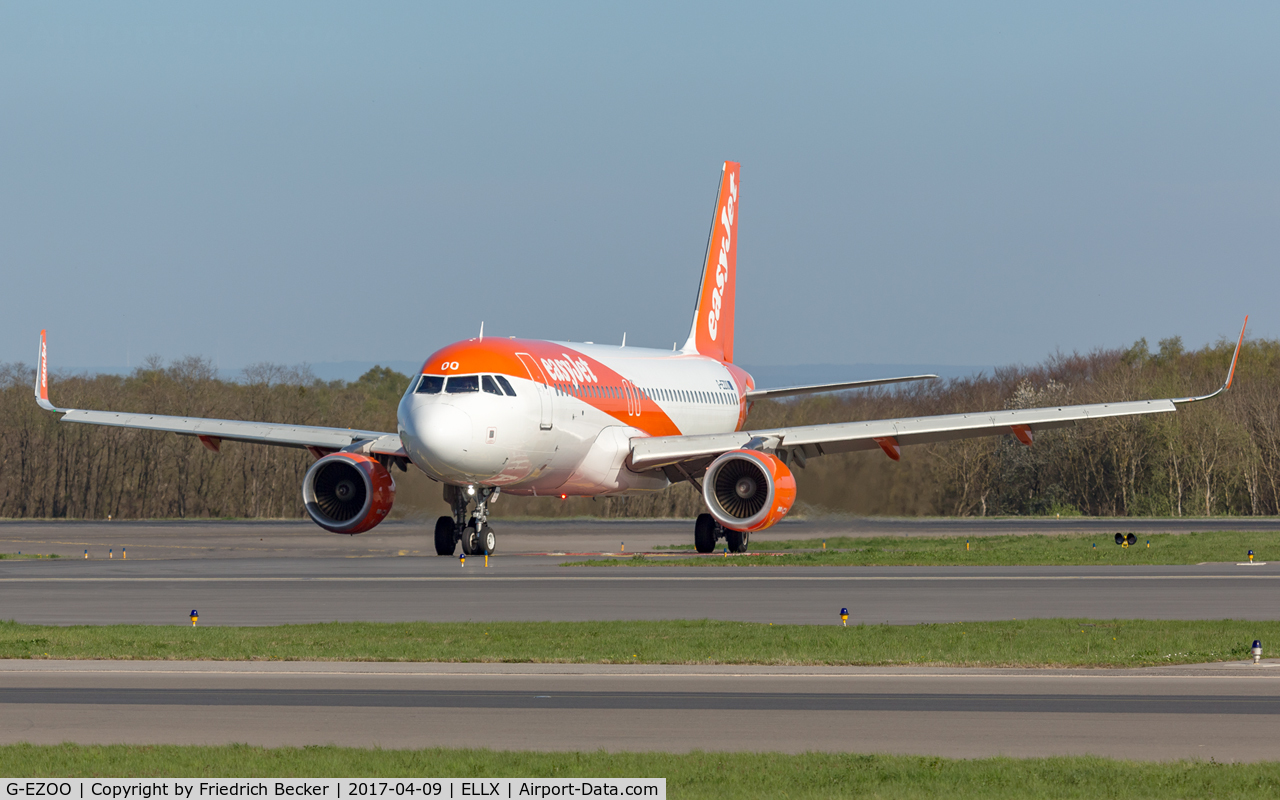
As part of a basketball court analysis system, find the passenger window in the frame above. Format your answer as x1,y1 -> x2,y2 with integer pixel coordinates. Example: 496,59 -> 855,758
416,375 -> 445,394
495,375 -> 516,396
482,375 -> 502,395
446,375 -> 480,393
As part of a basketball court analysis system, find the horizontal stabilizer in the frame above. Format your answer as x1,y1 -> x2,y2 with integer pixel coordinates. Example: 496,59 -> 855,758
744,374 -> 937,401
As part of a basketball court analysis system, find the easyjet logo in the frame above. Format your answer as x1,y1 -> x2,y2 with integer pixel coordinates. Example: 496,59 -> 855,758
707,172 -> 737,341
542,354 -> 598,388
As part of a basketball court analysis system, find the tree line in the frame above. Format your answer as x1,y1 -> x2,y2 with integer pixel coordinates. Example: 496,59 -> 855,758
0,333 -> 1274,521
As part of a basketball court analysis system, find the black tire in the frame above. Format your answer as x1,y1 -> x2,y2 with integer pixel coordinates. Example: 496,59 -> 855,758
725,529 -> 749,553
461,525 -> 481,556
479,525 -> 496,555
435,516 -> 457,556
694,513 -> 718,554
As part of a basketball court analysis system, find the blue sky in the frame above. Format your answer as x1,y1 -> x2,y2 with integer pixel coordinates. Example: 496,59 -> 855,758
2,3 -> 1275,373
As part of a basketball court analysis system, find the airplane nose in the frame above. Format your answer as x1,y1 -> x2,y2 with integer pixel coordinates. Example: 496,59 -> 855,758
404,403 -> 474,476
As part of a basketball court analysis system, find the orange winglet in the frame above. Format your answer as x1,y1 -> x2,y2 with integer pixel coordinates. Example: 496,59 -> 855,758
1225,314 -> 1248,390
1011,424 -> 1034,446
34,330 -> 59,412
874,436 -> 901,461
1170,315 -> 1250,406
38,330 -> 48,403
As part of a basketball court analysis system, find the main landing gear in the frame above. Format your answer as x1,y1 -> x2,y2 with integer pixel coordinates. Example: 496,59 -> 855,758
435,485 -> 500,556
694,513 -> 750,554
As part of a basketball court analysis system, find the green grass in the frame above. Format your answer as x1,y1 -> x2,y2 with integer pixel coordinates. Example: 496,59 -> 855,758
586,531 -> 1279,566
0,553 -> 59,559
0,618 -> 1272,667
3,745 -> 1280,798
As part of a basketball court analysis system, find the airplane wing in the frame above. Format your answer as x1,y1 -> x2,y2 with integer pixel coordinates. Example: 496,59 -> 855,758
744,374 -> 937,401
633,317 -> 1248,475
33,331 -> 405,460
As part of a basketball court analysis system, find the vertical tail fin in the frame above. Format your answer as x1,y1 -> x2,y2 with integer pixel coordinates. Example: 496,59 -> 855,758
682,161 -> 740,362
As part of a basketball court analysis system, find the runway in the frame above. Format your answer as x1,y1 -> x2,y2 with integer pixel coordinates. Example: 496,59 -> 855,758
2,521 -> 1280,625
4,517 -> 1280,560
5,519 -> 1280,760
4,660 -> 1280,759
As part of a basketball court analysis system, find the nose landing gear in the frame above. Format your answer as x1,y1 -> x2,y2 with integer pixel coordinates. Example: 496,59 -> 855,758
436,484 -> 500,556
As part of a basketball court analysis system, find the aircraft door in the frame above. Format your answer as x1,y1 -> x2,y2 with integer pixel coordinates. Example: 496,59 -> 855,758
624,380 -> 641,417
515,353 -> 554,430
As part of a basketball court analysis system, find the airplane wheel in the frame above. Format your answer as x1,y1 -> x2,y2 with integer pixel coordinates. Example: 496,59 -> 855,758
694,513 -> 717,554
461,525 -> 481,556
725,529 -> 749,553
435,516 -> 457,556
480,525 -> 496,555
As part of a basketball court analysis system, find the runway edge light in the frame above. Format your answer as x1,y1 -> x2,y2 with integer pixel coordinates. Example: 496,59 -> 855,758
1249,550 -> 1255,563
1253,640 -> 1263,664
190,610 -> 198,626
840,608 -> 849,626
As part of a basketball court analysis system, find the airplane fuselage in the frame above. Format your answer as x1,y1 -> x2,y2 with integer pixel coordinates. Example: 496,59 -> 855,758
397,337 -> 755,496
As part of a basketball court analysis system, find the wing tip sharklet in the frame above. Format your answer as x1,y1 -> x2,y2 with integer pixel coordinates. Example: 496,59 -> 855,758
1171,314 -> 1248,405
34,329 -> 62,413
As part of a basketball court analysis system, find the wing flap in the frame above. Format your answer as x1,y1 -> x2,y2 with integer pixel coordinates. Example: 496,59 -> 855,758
60,409 -> 400,454
630,398 -> 1177,470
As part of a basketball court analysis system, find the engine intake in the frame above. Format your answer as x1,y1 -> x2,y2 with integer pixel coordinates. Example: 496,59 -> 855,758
702,450 -> 796,532
302,453 -> 396,534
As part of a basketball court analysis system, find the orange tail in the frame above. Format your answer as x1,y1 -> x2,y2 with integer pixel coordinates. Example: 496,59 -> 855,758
682,161 -> 740,363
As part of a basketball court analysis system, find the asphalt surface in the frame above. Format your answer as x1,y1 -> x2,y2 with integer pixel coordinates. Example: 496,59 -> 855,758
6,517 -> 1280,560
5,519 -> 1280,760
5,660 -> 1280,759
2,521 -> 1280,624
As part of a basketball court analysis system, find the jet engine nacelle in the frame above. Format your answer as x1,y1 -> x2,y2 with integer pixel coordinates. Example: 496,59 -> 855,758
302,453 -> 396,534
702,450 -> 797,532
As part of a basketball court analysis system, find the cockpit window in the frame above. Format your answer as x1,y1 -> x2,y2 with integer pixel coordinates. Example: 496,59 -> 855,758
416,375 -> 445,394
482,375 -> 502,396
495,375 -> 516,396
446,375 -> 480,393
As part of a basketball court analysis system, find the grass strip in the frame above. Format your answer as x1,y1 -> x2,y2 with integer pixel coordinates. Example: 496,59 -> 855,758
4,744 -> 1280,798
0,553 -> 60,559
580,530 -> 1280,566
1,618 -> 1273,667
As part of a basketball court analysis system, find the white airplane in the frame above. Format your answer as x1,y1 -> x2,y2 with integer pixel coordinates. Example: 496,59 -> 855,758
36,162 -> 1246,555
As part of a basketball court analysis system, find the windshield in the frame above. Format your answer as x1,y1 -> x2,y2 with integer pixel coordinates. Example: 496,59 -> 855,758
416,375 -> 445,394
446,375 -> 480,393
